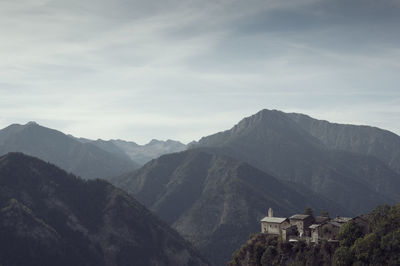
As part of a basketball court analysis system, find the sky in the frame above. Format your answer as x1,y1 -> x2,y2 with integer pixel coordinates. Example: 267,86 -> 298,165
1,0 -> 400,144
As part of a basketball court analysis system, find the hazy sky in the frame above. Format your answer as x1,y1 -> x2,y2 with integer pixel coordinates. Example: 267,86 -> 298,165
1,0 -> 399,143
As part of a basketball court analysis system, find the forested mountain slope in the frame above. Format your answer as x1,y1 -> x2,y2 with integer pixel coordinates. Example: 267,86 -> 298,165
0,153 -> 208,266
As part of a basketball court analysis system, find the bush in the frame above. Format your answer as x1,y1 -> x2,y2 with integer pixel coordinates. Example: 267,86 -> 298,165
332,246 -> 352,266
339,221 -> 363,247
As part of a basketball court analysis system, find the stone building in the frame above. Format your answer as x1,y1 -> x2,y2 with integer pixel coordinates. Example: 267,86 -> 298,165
260,208 -> 289,235
261,208 -> 353,244
310,221 -> 341,243
309,216 -> 355,243
289,214 -> 314,237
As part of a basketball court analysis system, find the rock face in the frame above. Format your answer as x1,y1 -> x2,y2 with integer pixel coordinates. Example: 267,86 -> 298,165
191,109 -> 400,214
0,122 -> 139,179
286,112 -> 400,174
0,153 -> 208,266
112,149 -> 346,266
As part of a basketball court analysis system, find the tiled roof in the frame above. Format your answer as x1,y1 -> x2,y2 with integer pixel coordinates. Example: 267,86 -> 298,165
260,217 -> 287,223
329,221 -> 342,227
315,216 -> 329,224
309,224 -> 321,229
332,217 -> 352,223
289,214 -> 310,220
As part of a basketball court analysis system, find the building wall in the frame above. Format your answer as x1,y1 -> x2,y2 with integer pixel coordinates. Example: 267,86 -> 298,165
261,222 -> 280,235
290,216 -> 314,237
311,228 -> 319,243
290,220 -> 305,236
320,224 -> 340,240
280,221 -> 290,231
282,225 -> 298,242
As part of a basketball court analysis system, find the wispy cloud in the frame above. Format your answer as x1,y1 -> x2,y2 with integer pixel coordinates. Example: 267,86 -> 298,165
0,0 -> 399,142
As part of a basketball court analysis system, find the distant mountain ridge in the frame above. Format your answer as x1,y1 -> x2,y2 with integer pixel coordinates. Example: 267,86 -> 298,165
109,138 -> 186,165
0,122 -> 140,179
0,122 -> 186,179
0,152 -> 208,266
73,136 -> 187,166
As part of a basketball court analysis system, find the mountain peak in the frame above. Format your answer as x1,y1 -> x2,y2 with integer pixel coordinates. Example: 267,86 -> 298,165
148,139 -> 161,145
250,109 -> 287,122
26,121 -> 38,126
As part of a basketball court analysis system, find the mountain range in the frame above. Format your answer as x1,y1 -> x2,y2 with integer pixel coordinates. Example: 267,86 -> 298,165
112,109 -> 400,265
90,138 -> 186,165
191,109 -> 400,213
111,149 -> 347,265
0,122 -> 185,179
2,109 -> 400,265
0,153 -> 208,266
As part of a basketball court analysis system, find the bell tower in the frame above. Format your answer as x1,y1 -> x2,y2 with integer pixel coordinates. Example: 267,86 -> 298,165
268,208 -> 273,217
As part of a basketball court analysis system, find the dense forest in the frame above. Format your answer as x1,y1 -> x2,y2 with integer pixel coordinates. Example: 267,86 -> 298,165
228,204 -> 400,266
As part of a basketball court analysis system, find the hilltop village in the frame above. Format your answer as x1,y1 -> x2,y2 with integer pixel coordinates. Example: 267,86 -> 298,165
260,208 -> 368,243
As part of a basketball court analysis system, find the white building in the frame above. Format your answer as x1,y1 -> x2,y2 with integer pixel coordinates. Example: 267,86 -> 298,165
260,208 -> 289,235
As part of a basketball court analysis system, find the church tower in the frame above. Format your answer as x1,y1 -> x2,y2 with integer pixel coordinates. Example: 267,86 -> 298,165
268,208 -> 273,217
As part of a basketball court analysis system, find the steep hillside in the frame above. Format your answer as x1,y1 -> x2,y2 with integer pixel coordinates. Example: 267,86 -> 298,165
191,109 -> 400,213
112,149 -> 346,265
229,204 -> 400,266
286,112 -> 400,174
0,122 -> 139,179
0,153 -> 208,266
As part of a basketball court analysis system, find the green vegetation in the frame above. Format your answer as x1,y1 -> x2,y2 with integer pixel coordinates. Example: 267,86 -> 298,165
229,204 -> 400,266
229,234 -> 336,266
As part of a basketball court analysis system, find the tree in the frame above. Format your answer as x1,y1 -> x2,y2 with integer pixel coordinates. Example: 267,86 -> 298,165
261,246 -> 276,266
332,246 -> 352,266
351,233 -> 379,264
380,229 -> 400,264
339,221 -> 363,247
320,210 -> 329,218
304,207 -> 313,217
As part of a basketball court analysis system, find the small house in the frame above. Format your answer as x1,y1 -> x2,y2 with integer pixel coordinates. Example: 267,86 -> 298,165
289,214 -> 314,237
260,208 -> 289,235
310,221 -> 343,243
